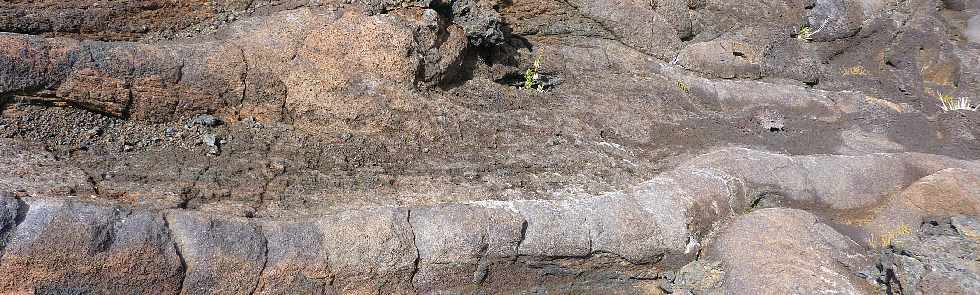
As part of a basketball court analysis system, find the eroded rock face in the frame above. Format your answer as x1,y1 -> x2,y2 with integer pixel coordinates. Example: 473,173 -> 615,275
0,145 -> 977,293
0,7 -> 468,124
806,0 -> 866,42
870,216 -> 980,295
284,8 -> 468,124
2,0 -> 980,293
409,204 -> 524,292
166,211 -> 267,294
0,197 -> 183,294
865,168 -> 980,239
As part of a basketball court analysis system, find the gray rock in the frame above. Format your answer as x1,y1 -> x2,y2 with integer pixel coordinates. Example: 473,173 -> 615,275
967,15 -> 980,44
0,198 -> 183,293
586,193 -> 673,264
566,0 -> 681,60
673,260 -> 724,291
202,133 -> 221,154
680,148 -> 980,211
0,193 -> 21,245
874,217 -> 980,294
187,114 -> 222,128
511,199 -> 592,258
166,211 -> 267,295
806,0 -> 864,42
253,220 -> 334,294
438,0 -> 505,46
409,204 -> 524,292
753,109 -> 785,131
314,207 -> 417,294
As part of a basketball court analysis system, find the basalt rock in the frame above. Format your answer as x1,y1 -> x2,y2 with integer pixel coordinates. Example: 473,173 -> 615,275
0,7 -> 468,124
2,0 -> 980,293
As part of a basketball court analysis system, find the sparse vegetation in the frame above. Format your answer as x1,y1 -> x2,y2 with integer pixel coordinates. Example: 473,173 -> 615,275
841,66 -> 868,76
523,53 -> 545,91
677,80 -> 690,93
875,224 -> 913,248
796,25 -> 814,41
937,94 -> 976,112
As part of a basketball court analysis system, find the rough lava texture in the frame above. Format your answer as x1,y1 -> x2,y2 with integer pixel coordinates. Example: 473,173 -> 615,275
2,0 -> 980,293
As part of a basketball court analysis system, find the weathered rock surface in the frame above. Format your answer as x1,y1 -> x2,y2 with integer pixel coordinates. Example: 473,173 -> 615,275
0,7 -> 469,124
167,211 -> 267,294
0,197 -> 183,294
865,168 -> 980,240
704,208 -> 874,294
0,138 -> 94,196
0,145 -> 978,293
2,0 -> 980,293
870,216 -> 980,295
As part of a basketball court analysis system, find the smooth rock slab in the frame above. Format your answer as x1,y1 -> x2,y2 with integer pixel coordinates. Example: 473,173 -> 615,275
704,208 -> 874,294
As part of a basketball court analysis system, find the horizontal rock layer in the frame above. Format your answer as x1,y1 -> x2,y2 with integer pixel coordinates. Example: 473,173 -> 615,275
1,147 -> 978,293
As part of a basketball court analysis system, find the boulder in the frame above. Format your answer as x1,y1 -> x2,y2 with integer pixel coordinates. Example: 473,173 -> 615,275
704,208 -> 874,294
865,168 -> 980,242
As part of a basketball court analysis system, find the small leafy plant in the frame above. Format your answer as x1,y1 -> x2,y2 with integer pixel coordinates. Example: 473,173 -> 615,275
676,80 -> 690,93
523,53 -> 544,91
796,25 -> 814,41
938,94 -> 976,112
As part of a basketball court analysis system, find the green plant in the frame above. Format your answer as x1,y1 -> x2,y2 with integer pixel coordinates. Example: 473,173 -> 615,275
676,80 -> 690,93
796,25 -> 814,41
523,53 -> 544,91
938,94 -> 975,112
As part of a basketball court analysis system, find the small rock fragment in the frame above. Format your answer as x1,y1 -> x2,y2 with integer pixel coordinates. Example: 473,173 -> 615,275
202,133 -> 221,154
186,114 -> 222,128
753,109 -> 785,132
